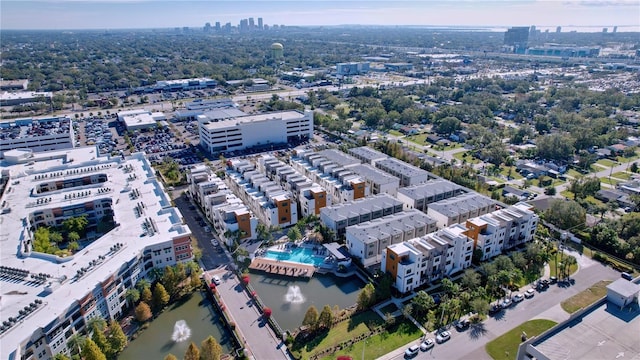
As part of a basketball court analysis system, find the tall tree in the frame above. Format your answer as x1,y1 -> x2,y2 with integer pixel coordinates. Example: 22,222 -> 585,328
545,199 -> 586,230
141,286 -> 153,304
81,339 -> 107,360
91,322 -> 111,357
199,336 -> 223,360
153,283 -> 170,311
67,332 -> 86,356
125,288 -> 140,307
460,269 -> 481,290
107,319 -> 127,355
356,283 -> 376,310
135,302 -> 152,322
53,354 -> 70,360
302,305 -> 319,329
317,305 -> 334,330
184,342 -> 200,360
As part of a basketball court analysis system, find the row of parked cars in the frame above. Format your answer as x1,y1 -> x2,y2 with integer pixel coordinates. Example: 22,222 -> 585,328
405,330 -> 452,358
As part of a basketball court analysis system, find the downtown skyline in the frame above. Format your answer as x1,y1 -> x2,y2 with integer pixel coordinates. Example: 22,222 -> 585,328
1,0 -> 639,31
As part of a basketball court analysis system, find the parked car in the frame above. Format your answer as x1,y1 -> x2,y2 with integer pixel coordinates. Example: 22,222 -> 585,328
420,338 -> 435,351
489,303 -> 503,315
549,276 -> 558,284
455,319 -> 471,331
436,330 -> 451,344
524,289 -> 535,298
404,344 -> 419,358
512,293 -> 525,303
501,298 -> 513,308
212,275 -> 221,285
621,272 -> 633,281
210,239 -> 219,246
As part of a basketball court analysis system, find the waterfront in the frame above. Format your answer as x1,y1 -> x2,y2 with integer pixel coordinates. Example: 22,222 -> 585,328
118,291 -> 233,360
249,271 -> 365,331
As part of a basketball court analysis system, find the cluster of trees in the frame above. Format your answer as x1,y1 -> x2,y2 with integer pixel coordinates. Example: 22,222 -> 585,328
54,318 -> 127,360
588,213 -> 640,265
164,336 -> 223,360
544,199 -> 587,231
356,276 -> 394,311
301,304 -> 337,332
32,216 -> 89,255
129,262 -> 202,323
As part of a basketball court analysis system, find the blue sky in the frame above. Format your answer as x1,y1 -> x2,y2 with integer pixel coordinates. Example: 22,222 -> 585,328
1,1 -> 639,31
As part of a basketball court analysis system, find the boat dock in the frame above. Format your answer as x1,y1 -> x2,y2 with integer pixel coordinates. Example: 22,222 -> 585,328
249,258 -> 315,278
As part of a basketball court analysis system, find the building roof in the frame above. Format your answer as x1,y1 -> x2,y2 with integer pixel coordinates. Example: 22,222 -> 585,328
428,193 -> 495,217
199,110 -> 305,130
376,157 -> 432,178
317,149 -> 361,167
348,146 -> 389,163
346,209 -> 436,242
349,164 -> 399,186
321,193 -> 401,221
397,179 -> 464,200
0,147 -> 190,357
607,279 -> 640,297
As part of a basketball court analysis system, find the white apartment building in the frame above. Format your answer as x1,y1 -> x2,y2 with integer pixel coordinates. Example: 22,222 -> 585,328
464,202 -> 539,261
381,226 -> 474,293
0,148 -> 193,360
345,209 -> 437,267
227,159 -> 298,228
374,157 -> 433,187
0,116 -> 74,158
426,193 -> 496,229
258,155 -> 327,217
187,165 -> 258,242
396,179 -> 466,211
291,149 -> 368,205
198,110 -> 313,154
319,194 -> 403,236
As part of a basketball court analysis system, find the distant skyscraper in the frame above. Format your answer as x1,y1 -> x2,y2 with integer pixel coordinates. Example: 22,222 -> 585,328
602,27 -> 608,33
556,26 -> 562,33
258,17 -> 263,30
530,25 -> 536,34
504,27 -> 529,53
240,19 -> 249,31
613,26 -> 618,33
204,22 -> 211,32
249,17 -> 255,29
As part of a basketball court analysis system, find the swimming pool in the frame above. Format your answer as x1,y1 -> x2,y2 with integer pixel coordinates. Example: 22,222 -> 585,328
264,247 -> 326,266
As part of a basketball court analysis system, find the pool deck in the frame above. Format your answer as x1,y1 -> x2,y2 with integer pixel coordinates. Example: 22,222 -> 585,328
249,258 -> 316,278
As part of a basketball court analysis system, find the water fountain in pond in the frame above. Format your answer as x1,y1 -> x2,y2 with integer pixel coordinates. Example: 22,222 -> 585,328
284,285 -> 305,304
171,320 -> 191,342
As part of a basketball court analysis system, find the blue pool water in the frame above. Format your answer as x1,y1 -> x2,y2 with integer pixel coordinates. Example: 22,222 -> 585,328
264,247 -> 326,266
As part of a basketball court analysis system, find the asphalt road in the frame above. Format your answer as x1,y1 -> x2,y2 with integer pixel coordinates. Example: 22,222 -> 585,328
379,250 -> 619,360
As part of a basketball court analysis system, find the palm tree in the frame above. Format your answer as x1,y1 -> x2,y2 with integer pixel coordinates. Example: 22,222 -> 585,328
87,317 -> 107,333
67,332 -> 87,356
135,279 -> 150,292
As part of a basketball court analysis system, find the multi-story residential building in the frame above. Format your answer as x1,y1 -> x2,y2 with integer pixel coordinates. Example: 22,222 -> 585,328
345,209 -> 437,267
227,159 -> 298,228
198,110 -> 313,155
319,194 -> 403,236
426,193 -> 496,229
348,164 -> 400,196
0,148 -> 193,360
396,179 -> 466,211
291,149 -> 367,204
258,155 -> 327,217
374,157 -> 433,187
187,165 -> 258,241
348,146 -> 389,165
381,225 -> 474,293
464,202 -> 539,261
0,116 -> 74,158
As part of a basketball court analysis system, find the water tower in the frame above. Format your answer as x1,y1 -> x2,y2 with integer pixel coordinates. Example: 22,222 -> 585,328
271,42 -> 284,60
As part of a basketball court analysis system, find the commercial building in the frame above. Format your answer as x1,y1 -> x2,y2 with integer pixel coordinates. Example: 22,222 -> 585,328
464,202 -> 538,260
374,157 -> 433,187
0,91 -> 52,106
381,225 -> 474,293
174,98 -> 238,121
0,116 -> 74,158
527,44 -> 600,57
345,210 -> 437,267
336,62 -> 370,76
117,109 -> 167,131
198,110 -> 313,154
396,179 -> 466,211
504,27 -> 530,53
0,147 -> 193,360
384,63 -> 414,72
320,194 -> 403,235
426,193 -> 496,229
187,165 -> 258,242
0,79 -> 28,91
227,159 -> 298,228
153,77 -> 218,92
291,149 -> 367,205
258,155 -> 327,217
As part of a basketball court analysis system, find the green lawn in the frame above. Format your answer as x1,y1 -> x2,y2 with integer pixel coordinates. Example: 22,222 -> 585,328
453,151 -> 481,164
560,190 -> 574,199
567,169 -> 586,178
322,321 -> 422,360
611,171 -> 632,180
290,311 -> 384,360
596,159 -> 617,168
548,254 -> 579,278
561,280 -> 611,314
600,177 -> 621,186
617,155 -> 639,163
500,166 -> 524,180
388,130 -> 403,136
406,133 -> 428,145
485,319 -> 557,360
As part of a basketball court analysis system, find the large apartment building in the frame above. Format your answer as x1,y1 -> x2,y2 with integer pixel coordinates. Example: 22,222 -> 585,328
426,193 -> 497,229
319,194 -> 403,235
0,116 -> 74,158
374,157 -> 433,187
187,165 -> 258,241
0,148 -> 193,360
396,179 -> 466,211
345,209 -> 437,267
227,159 -> 298,228
198,110 -> 313,154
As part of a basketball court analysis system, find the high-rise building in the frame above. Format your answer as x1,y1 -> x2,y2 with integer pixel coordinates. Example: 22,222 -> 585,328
613,26 -> 618,33
215,21 -> 221,31
204,22 -> 211,32
504,27 -> 530,53
556,26 -> 562,33
258,17 -> 263,30
248,17 -> 255,29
